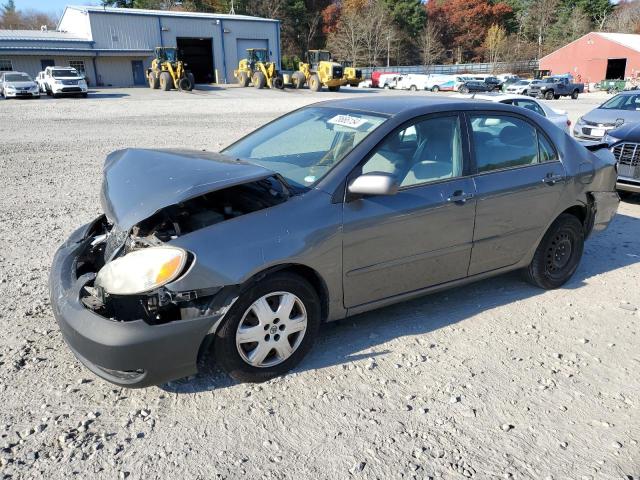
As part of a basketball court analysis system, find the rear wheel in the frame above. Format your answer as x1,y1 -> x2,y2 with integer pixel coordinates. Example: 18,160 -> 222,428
571,89 -> 579,99
431,85 -> 439,92
459,86 -> 469,94
524,214 -> 584,289
273,76 -> 285,90
237,71 -> 249,87
544,90 -> 554,100
188,73 -> 195,88
148,72 -> 159,89
159,71 -> 172,91
252,71 -> 266,89
410,85 -> 417,91
309,74 -> 321,92
213,272 -> 321,383
522,89 -> 528,95
178,76 -> 193,91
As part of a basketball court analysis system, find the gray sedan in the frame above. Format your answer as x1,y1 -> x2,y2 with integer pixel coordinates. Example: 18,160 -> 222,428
574,91 -> 640,140
50,97 -> 619,387
0,71 -> 40,99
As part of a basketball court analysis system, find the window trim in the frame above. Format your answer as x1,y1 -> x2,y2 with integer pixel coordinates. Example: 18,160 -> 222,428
464,110 -> 562,177
345,111 -> 472,194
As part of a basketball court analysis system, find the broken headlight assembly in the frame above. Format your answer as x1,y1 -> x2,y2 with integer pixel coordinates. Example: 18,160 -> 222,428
95,246 -> 188,295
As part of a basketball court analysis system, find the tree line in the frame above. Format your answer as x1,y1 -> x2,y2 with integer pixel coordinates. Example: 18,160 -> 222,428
2,0 -> 639,69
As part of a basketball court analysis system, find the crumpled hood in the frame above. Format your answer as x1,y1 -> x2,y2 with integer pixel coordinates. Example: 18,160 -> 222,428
101,148 -> 274,230
608,121 -> 640,143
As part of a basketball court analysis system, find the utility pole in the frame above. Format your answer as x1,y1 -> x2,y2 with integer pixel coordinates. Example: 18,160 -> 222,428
229,0 -> 235,15
387,33 -> 390,67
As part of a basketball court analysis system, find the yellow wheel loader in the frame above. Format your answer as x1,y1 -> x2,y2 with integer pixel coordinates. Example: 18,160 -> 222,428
340,60 -> 364,87
146,47 -> 194,92
292,50 -> 344,92
234,48 -> 284,89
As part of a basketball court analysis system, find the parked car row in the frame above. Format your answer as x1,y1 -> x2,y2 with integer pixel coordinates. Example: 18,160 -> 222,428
0,66 -> 88,99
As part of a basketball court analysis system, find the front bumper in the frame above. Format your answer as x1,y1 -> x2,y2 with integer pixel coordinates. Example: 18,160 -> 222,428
617,178 -> 640,193
51,85 -> 88,95
49,222 -> 224,388
5,90 -> 39,98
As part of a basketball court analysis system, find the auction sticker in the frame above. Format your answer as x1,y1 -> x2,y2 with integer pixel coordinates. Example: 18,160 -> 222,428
328,114 -> 368,129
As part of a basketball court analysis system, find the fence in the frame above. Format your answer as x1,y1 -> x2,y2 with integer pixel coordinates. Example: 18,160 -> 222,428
361,60 -> 539,78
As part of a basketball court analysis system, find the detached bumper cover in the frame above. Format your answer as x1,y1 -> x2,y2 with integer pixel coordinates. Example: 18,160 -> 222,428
49,223 -> 222,388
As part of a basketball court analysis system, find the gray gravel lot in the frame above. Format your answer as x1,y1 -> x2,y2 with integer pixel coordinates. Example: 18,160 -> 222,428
0,86 -> 639,479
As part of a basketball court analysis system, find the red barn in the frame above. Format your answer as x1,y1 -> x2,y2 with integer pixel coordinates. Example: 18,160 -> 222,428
539,32 -> 640,84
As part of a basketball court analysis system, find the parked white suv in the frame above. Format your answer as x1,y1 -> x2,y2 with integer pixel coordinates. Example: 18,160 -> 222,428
42,66 -> 88,98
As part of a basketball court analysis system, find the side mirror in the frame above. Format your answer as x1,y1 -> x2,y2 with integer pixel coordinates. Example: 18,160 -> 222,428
348,172 -> 399,198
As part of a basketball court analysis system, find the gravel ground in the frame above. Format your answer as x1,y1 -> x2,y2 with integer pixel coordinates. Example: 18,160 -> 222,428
0,86 -> 639,480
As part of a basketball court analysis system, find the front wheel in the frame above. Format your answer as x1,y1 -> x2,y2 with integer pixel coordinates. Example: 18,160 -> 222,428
431,85 -> 439,92
571,89 -> 579,99
524,214 -> 584,290
459,86 -> 469,94
544,90 -> 554,100
410,85 -> 417,91
252,71 -> 266,89
213,272 -> 321,383
309,74 -> 321,92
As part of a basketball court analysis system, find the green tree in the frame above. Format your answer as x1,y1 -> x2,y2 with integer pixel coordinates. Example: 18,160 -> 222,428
381,0 -> 425,38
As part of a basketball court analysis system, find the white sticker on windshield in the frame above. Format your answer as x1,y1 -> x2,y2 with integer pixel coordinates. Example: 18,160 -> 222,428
328,114 -> 368,129
304,175 -> 316,184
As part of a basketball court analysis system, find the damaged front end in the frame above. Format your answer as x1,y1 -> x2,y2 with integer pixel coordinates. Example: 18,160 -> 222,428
49,148 -> 295,387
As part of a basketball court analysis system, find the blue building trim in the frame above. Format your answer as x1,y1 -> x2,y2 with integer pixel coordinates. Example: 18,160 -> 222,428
219,19 -> 228,84
275,20 -> 281,70
157,17 -> 164,47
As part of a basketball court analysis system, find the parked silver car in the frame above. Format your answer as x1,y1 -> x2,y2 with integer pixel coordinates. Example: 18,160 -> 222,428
453,92 -> 571,133
574,91 -> 640,140
50,97 -> 619,387
0,71 -> 40,99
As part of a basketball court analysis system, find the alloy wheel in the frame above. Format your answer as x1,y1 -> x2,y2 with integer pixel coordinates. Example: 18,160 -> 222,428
235,292 -> 307,368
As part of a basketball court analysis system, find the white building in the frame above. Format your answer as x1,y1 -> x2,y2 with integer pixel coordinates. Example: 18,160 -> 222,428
0,5 -> 281,86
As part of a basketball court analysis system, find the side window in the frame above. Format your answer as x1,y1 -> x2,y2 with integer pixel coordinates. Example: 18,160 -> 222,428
514,99 -> 545,117
362,115 -> 464,187
538,132 -> 558,163
470,115 -> 539,173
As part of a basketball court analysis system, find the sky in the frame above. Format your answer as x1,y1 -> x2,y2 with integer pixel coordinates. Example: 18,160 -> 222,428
13,0 -> 101,13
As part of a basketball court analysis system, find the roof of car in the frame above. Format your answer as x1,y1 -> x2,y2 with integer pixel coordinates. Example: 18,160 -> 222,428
313,95 -> 519,116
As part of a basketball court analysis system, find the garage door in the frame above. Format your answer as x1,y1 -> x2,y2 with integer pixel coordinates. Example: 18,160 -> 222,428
236,39 -> 269,64
177,37 -> 214,83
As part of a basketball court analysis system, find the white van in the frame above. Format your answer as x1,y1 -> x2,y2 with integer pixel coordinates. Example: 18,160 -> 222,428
427,75 -> 470,92
396,74 -> 432,91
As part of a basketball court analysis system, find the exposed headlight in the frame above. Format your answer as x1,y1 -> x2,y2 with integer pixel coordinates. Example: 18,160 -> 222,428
95,246 -> 188,295
576,116 -> 585,125
54,80 -> 62,84
5,86 -> 15,91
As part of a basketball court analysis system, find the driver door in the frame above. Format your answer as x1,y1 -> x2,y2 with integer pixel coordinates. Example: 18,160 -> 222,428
341,113 -> 476,308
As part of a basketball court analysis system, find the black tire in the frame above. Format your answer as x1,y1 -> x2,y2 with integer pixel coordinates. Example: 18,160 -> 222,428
544,90 -> 554,100
524,214 -> 584,290
159,71 -> 172,91
188,73 -> 195,88
273,76 -> 285,90
571,89 -> 579,99
252,71 -> 266,89
81,92 -> 88,98
148,72 -> 159,89
213,272 -> 321,383
292,72 -> 305,89
178,76 -> 193,91
459,86 -> 469,94
410,85 -> 417,91
617,190 -> 633,200
328,85 -> 340,92
237,71 -> 249,87
522,89 -> 528,95
554,94 -> 561,100
431,85 -> 439,92
309,74 -> 321,92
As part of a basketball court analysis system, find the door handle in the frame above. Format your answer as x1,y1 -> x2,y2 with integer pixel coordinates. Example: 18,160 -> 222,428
542,174 -> 564,185
447,190 -> 474,204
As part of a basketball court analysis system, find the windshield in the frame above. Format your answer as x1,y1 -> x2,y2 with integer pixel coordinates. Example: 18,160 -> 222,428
250,49 -> 268,62
317,51 -> 331,62
52,69 -> 79,78
600,93 -> 640,111
516,80 -> 529,85
4,73 -> 31,82
223,107 -> 387,188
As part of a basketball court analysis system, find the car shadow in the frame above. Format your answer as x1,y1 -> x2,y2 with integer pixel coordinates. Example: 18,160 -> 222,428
160,212 -> 640,394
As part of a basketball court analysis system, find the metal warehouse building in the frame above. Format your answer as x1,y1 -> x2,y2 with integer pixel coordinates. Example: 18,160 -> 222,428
539,32 -> 640,84
0,5 -> 280,86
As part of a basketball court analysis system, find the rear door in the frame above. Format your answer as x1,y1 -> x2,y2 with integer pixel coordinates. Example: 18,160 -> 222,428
467,112 -> 566,275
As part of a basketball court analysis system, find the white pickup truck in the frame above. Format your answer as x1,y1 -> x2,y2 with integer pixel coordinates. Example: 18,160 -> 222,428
41,66 -> 88,98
